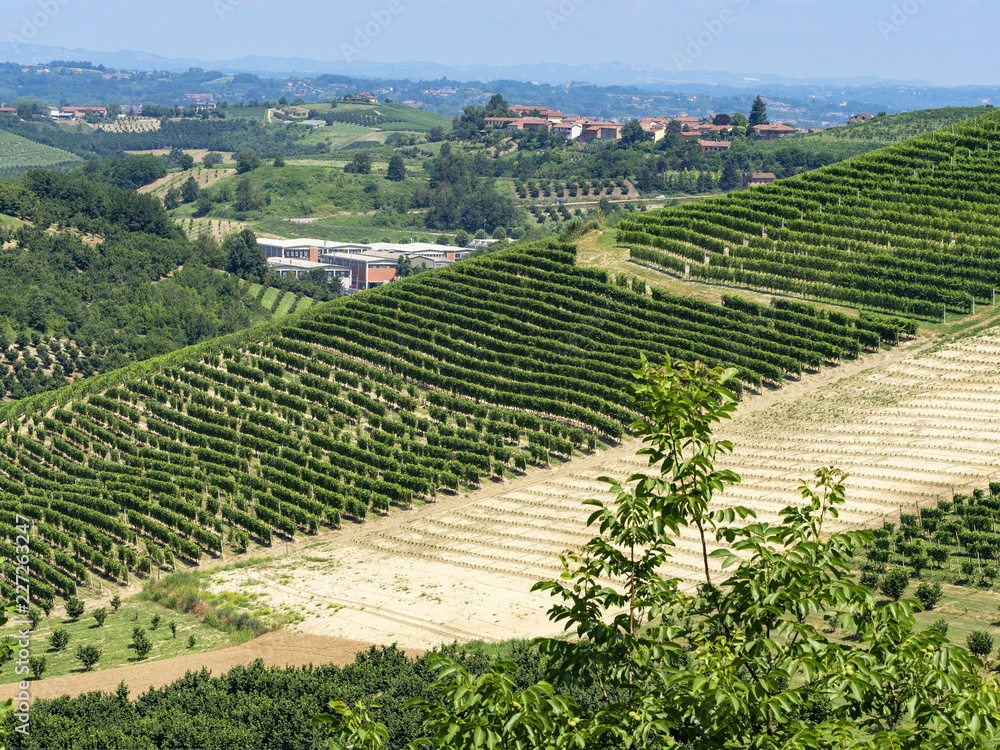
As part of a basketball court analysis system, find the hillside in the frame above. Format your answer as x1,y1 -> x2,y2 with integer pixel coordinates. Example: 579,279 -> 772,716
0,129 -> 82,179
0,239 -> 908,608
620,109 -> 1000,319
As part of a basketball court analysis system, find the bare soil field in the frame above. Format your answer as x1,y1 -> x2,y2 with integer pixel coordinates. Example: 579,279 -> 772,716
2,631 -> 409,701
206,320 -> 1000,649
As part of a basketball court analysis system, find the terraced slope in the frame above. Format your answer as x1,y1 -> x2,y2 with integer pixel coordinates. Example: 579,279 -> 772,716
621,110 -> 1000,319
0,241 -> 894,609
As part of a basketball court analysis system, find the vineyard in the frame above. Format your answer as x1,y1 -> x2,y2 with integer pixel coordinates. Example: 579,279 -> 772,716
0,240 -> 907,610
513,178 -> 634,201
0,131 -> 82,179
93,118 -> 162,134
620,110 -> 1000,319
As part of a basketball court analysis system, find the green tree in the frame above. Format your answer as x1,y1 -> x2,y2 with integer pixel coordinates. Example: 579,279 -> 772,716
132,627 -> 153,660
179,153 -> 195,170
619,119 -> 645,147
110,595 -> 121,613
454,230 -> 470,247
915,581 -> 943,610
395,255 -> 413,279
386,153 -> 407,182
273,154 -> 286,167
181,176 -> 200,203
719,156 -> 742,191
428,126 -> 446,142
346,152 -> 373,175
169,621 -> 177,638
749,95 -> 770,127
223,228 -> 268,283
329,357 -> 1000,750
236,150 -> 261,174
65,598 -> 84,620
202,152 -> 224,168
93,608 -> 107,627
28,655 -> 46,679
879,566 -> 911,601
75,644 -> 101,672
967,630 -> 994,659
151,614 -> 161,630
162,187 -> 181,210
49,628 -> 70,652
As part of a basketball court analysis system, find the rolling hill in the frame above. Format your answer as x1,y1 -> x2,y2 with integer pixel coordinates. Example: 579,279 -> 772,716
0,129 -> 82,179
620,109 -> 1000,319
0,239 -> 905,609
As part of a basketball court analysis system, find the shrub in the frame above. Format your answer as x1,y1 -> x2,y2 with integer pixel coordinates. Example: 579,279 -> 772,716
75,644 -> 101,672
28,655 -> 46,679
966,630 -> 994,659
27,607 -> 42,629
188,635 -> 196,648
110,595 -> 121,613
914,582 -> 943,610
65,598 -> 84,620
132,628 -> 153,660
169,622 -> 177,638
878,567 -> 910,602
93,608 -> 108,627
49,628 -> 69,652
931,619 -> 949,638
961,560 -> 976,580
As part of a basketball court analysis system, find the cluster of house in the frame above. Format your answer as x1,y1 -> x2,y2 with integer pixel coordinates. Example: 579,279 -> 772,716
45,106 -> 109,120
484,106 -> 801,148
258,239 -> 475,292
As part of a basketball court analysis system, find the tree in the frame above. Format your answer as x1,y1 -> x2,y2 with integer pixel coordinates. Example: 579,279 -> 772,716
731,111 -> 748,129
181,176 -> 200,204
915,581 -> 943,610
49,628 -> 70,652
163,187 -> 181,210
188,635 -> 196,648
395,255 -> 413,279
27,606 -> 42,629
75,644 -> 101,672
454,230 -> 470,248
202,152 -> 224,168
179,153 -> 195,170
28,655 -> 46,680
65,598 -> 84,620
720,157 -> 742,191
749,95 -> 770,127
435,235 -> 451,246
93,608 -> 107,627
619,119 -> 645,147
236,150 -> 261,174
491,226 -> 507,241
386,153 -> 407,182
110,595 -> 121,613
132,627 -> 153,660
223,228 -> 268,283
169,622 -> 177,638
345,151 -> 373,175
713,113 -> 732,126
273,154 -> 286,167
879,566 -> 911,601
328,357 -> 1000,750
151,614 -> 161,630
428,126 -> 446,143
967,630 -> 994,659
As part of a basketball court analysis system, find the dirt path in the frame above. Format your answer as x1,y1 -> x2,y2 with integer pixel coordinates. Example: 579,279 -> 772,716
2,631 -> 415,701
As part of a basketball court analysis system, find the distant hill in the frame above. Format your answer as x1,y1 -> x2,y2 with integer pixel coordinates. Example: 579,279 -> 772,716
0,128 -> 81,179
621,109 -> 1000,319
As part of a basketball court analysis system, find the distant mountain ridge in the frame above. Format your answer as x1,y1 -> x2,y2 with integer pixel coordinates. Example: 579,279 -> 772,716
0,42 -> 935,88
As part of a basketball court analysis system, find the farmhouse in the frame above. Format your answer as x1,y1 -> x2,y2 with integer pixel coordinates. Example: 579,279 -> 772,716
580,122 -> 623,141
510,106 -> 563,122
699,139 -> 731,153
552,120 -> 584,140
506,118 -> 552,133
349,92 -> 378,103
848,113 -> 874,123
62,106 -> 108,119
750,124 -> 797,140
747,172 -> 777,187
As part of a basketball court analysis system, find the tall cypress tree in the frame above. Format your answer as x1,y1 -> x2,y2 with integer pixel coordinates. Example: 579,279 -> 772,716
749,95 -> 770,127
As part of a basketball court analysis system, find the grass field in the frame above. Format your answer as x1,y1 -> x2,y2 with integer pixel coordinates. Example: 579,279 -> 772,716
0,595 -> 232,685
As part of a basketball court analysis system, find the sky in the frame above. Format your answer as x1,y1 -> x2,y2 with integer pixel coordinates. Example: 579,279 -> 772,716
2,0 -> 992,86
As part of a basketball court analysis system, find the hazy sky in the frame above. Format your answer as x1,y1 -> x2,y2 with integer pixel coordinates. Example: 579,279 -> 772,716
3,0 -> 991,85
